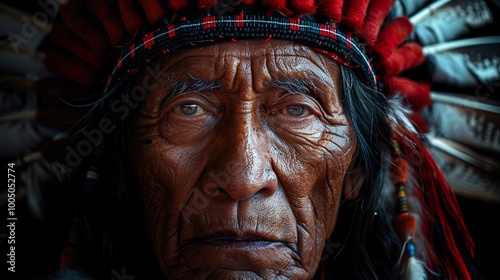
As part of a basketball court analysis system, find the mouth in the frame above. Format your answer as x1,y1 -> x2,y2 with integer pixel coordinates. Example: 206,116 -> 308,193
177,230 -> 297,276
195,231 -> 284,249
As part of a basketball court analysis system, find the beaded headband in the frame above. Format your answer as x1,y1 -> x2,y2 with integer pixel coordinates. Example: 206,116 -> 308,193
106,14 -> 376,91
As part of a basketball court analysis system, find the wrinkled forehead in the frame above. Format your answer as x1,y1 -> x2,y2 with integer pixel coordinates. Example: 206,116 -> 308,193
153,39 -> 342,89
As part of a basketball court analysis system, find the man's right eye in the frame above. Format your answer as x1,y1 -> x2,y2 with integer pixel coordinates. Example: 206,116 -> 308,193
281,105 -> 310,117
175,103 -> 206,116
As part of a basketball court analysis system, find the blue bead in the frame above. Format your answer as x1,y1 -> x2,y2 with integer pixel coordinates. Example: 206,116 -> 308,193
406,243 -> 415,257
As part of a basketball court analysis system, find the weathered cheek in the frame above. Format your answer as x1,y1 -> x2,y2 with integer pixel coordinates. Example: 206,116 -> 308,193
320,124 -> 356,184
132,133 -> 177,205
132,147 -> 169,217
136,144 -> 191,190
279,121 -> 354,221
275,121 -> 353,191
131,132 -> 206,254
132,127 -> 164,182
319,125 -> 356,226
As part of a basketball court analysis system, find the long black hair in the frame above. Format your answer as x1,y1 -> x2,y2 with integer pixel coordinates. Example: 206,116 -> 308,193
327,66 -> 404,279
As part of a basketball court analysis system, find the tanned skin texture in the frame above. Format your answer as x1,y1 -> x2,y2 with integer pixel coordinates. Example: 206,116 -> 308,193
131,40 -> 360,280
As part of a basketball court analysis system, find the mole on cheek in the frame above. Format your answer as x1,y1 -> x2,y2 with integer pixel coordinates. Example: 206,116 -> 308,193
144,139 -> 152,146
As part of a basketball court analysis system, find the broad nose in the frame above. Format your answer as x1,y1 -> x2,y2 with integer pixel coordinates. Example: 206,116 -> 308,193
203,115 -> 278,201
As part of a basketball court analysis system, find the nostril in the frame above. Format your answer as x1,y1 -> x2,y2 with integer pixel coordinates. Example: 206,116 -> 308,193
202,157 -> 278,201
257,186 -> 274,197
211,187 -> 225,198
203,181 -> 276,201
203,184 -> 226,198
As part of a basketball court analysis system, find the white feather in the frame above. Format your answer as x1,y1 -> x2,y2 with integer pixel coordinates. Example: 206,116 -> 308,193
403,256 -> 428,280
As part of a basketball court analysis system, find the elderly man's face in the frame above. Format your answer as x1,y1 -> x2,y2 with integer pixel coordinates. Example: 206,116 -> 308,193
131,40 -> 358,279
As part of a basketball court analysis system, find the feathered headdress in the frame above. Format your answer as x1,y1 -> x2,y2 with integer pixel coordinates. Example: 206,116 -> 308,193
3,0 -> 499,279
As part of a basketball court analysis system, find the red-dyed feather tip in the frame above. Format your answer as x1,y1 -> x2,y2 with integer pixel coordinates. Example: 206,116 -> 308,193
363,0 -> 396,45
262,0 -> 287,10
86,0 -> 126,45
197,0 -> 219,9
168,0 -> 191,11
380,43 -> 425,76
290,0 -> 317,16
320,0 -> 343,22
341,0 -> 370,31
409,113 -> 429,133
373,17 -> 414,60
117,1 -> 146,37
387,77 -> 431,112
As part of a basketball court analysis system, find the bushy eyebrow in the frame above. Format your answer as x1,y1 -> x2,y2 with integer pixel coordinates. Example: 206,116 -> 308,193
159,76 -> 222,108
160,77 -> 321,108
266,78 -> 319,96
171,76 -> 222,95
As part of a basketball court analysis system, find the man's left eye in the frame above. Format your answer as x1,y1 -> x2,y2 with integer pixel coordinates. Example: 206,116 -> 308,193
176,103 -> 206,116
281,105 -> 309,117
